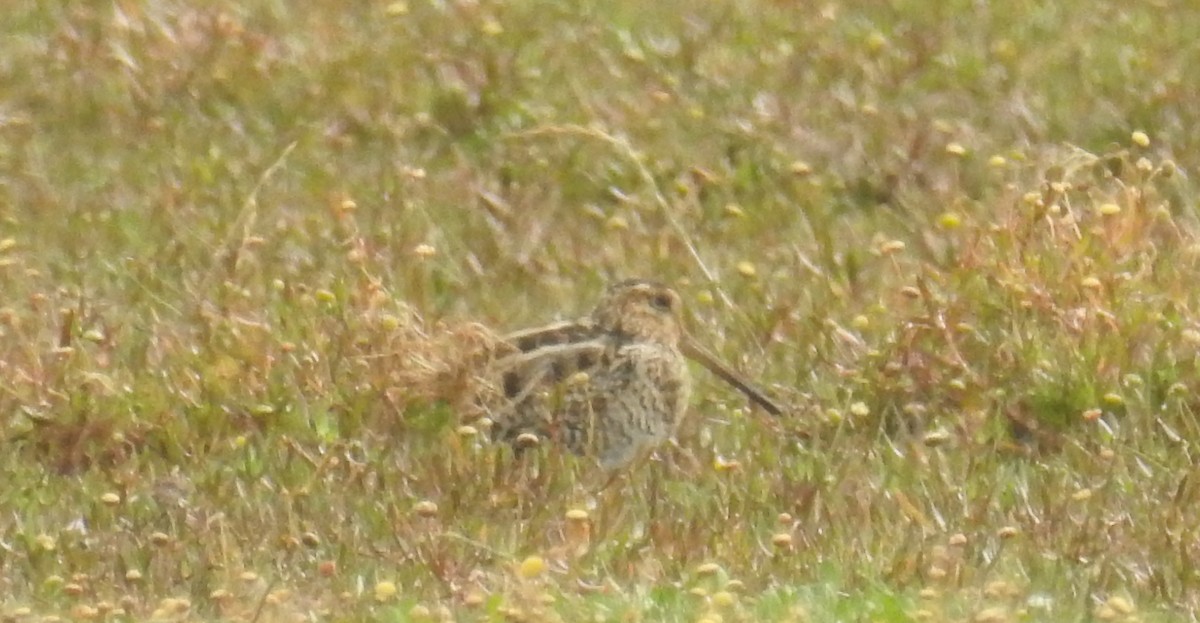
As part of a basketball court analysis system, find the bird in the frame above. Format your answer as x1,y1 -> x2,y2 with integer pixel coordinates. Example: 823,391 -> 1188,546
484,279 -> 782,471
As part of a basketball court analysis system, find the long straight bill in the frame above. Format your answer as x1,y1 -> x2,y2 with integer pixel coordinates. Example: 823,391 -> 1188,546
681,337 -> 783,416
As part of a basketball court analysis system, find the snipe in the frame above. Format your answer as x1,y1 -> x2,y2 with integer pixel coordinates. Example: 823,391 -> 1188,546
486,279 -> 781,470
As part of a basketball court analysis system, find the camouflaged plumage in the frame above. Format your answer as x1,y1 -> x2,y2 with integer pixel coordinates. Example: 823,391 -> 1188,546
487,279 -> 781,470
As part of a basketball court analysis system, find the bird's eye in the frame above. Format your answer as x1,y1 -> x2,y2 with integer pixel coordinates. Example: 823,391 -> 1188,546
650,293 -> 673,311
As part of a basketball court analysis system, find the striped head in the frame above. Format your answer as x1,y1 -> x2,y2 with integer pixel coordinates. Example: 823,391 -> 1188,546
590,279 -> 684,346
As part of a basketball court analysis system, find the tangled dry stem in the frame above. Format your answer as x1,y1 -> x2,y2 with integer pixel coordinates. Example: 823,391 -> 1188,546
370,308 -> 511,425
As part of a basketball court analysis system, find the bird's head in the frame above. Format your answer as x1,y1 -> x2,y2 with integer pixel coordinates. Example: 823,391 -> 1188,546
591,279 -> 684,346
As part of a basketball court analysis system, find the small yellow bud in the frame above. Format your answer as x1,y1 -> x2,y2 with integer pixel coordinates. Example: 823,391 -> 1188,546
922,429 -> 951,447
36,534 -> 57,551
518,555 -> 546,579
789,161 -> 813,176
374,581 -> 398,602
866,31 -> 888,52
1105,596 -> 1135,615
481,19 -> 503,35
712,591 -> 736,607
937,212 -> 961,229
712,456 -> 742,471
378,314 -> 402,331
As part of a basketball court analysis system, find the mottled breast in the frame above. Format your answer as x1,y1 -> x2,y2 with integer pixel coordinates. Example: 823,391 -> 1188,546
562,341 -> 691,469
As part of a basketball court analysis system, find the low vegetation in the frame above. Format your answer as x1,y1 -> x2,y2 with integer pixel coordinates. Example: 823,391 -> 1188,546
2,1 -> 1199,621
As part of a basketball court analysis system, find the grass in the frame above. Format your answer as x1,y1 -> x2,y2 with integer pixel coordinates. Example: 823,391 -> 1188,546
3,1 -> 1200,621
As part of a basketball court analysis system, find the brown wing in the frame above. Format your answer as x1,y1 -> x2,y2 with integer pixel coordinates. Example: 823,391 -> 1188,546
503,319 -> 601,354
486,335 -> 611,446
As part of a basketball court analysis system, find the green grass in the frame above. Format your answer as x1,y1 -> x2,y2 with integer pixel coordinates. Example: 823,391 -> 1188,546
3,1 -> 1200,621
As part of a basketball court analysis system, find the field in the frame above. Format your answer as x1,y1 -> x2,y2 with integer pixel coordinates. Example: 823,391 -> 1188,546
3,1 -> 1200,621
